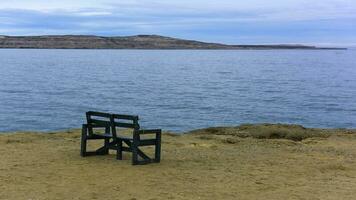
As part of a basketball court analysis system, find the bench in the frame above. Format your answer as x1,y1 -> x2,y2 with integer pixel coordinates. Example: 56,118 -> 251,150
80,111 -> 161,165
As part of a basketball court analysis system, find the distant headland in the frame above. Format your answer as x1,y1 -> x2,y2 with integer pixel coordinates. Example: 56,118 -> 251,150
0,35 -> 347,50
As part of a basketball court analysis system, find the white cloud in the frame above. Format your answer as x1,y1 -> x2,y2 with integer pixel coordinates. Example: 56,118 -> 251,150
75,11 -> 112,16
0,0 -> 355,21
0,0 -> 355,44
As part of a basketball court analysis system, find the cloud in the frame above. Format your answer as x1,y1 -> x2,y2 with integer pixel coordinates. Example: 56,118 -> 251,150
0,0 -> 355,45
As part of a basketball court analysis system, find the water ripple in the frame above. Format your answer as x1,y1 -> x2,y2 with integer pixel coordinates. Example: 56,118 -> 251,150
0,49 -> 356,132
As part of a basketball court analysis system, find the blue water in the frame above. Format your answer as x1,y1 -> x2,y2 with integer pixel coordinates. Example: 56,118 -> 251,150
0,49 -> 355,132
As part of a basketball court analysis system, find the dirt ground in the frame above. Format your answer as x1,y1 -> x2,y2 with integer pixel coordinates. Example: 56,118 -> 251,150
1,127 -> 356,200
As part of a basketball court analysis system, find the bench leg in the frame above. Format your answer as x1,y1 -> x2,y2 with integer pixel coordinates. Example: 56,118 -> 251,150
103,138 -> 110,155
132,148 -> 139,165
155,133 -> 161,163
132,140 -> 139,165
102,127 -> 110,155
116,140 -> 123,160
80,125 -> 87,157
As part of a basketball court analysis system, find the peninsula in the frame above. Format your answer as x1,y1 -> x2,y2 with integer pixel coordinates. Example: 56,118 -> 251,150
0,35 -> 346,49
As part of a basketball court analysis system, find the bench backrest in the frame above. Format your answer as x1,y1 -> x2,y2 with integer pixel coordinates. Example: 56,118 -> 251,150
86,111 -> 112,134
111,113 -> 140,139
85,111 -> 140,139
112,114 -> 139,128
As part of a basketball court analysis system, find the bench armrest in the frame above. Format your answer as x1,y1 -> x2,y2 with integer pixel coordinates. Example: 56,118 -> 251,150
136,129 -> 161,141
82,124 -> 111,137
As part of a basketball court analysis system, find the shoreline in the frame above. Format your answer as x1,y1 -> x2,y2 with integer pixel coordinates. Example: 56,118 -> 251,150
1,123 -> 355,137
2,124 -> 356,199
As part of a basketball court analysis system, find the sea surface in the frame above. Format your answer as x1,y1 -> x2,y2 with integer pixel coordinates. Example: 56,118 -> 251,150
0,49 -> 355,132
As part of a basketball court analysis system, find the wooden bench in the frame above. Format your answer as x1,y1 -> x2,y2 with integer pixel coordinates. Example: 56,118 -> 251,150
80,111 -> 112,157
80,111 -> 161,165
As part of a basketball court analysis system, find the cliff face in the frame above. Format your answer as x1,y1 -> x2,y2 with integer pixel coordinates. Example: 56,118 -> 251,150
0,35 -> 343,49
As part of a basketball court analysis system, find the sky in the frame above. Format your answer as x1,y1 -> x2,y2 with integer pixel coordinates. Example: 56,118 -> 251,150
0,0 -> 355,46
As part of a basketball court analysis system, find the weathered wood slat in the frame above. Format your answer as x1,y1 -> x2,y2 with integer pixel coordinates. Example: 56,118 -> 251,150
86,134 -> 111,139
86,111 -> 112,118
138,139 -> 157,146
117,136 -> 133,141
90,124 -> 110,128
90,119 -> 111,127
113,122 -> 136,128
112,114 -> 139,120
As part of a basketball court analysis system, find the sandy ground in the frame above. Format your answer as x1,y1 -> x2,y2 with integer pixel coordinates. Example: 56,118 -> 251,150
1,128 -> 356,200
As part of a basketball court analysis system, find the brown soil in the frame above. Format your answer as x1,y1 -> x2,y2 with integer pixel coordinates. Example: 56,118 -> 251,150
1,125 -> 356,200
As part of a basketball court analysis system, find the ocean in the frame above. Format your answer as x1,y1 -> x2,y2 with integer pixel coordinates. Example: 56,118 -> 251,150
0,49 -> 355,132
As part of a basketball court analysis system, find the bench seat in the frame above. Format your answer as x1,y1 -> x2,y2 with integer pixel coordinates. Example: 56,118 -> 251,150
87,133 -> 112,139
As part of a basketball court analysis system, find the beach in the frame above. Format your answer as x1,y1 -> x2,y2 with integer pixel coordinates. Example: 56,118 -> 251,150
1,124 -> 356,200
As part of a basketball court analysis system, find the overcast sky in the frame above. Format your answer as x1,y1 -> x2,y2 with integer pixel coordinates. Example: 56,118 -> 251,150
0,0 -> 355,46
